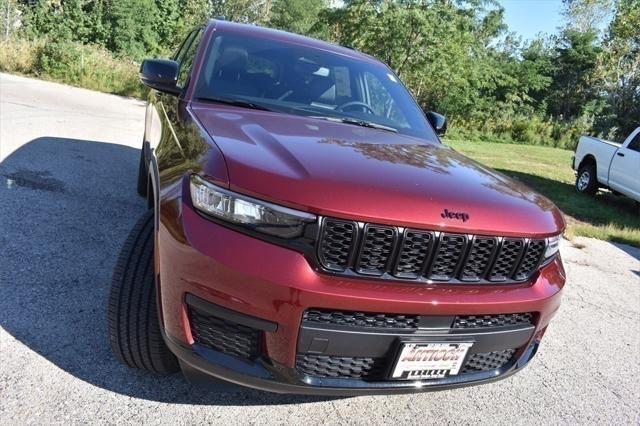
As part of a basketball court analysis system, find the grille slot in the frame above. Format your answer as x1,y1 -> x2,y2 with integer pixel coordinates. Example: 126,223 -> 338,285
461,237 -> 498,281
317,219 -> 356,271
394,230 -> 433,278
356,225 -> 396,275
489,238 -> 525,281
303,309 -> 419,329
427,234 -> 467,280
515,240 -> 546,280
316,217 -> 547,284
461,349 -> 516,373
188,305 -> 260,360
453,313 -> 534,329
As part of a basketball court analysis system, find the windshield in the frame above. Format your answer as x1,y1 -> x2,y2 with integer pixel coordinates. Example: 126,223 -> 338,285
195,32 -> 436,139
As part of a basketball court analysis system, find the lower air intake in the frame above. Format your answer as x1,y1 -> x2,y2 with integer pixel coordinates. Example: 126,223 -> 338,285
188,305 -> 260,360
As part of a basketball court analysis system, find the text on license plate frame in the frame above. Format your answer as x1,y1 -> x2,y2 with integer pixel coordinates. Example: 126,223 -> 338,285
390,341 -> 473,380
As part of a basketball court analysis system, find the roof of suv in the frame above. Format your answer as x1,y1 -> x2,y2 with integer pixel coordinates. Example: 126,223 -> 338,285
209,19 -> 380,65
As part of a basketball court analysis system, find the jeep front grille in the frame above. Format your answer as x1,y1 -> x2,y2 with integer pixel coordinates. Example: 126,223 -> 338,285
316,218 -> 546,284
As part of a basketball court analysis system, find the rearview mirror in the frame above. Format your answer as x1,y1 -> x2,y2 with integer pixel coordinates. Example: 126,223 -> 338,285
140,59 -> 180,95
425,111 -> 447,136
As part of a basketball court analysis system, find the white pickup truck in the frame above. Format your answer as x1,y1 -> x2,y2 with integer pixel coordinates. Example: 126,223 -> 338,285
573,127 -> 640,203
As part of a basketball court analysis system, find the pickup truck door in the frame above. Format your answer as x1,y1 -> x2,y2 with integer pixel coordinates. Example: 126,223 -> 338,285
608,129 -> 640,200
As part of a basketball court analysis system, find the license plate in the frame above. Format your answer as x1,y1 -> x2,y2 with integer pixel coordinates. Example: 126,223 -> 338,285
390,342 -> 473,380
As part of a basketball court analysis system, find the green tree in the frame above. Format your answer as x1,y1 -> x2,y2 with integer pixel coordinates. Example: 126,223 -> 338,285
562,0 -> 615,34
210,0 -> 272,25
545,29 -> 602,119
595,0 -> 640,139
104,0 -> 159,59
1,0 -> 21,40
269,0 -> 326,35
23,0 -> 109,45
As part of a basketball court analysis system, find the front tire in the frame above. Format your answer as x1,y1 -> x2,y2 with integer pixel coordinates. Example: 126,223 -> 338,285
107,209 -> 179,374
137,148 -> 148,197
576,163 -> 598,195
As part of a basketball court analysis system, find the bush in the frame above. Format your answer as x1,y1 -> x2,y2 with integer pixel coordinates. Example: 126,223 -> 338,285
0,38 -> 42,74
446,113 -> 591,151
1,38 -> 145,98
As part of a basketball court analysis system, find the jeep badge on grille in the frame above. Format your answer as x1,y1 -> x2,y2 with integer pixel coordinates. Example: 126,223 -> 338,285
441,209 -> 470,222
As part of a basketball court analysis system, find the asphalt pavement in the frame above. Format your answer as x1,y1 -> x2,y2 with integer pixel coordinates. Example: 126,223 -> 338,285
1,73 -> 639,425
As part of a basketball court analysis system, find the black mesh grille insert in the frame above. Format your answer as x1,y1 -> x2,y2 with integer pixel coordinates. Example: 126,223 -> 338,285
303,309 -> 419,329
461,349 -> 516,373
453,313 -> 534,329
316,217 -> 546,284
188,305 -> 260,360
461,237 -> 497,280
318,220 -> 356,271
296,354 -> 386,379
296,350 -> 517,380
428,234 -> 466,280
356,225 -> 395,275
394,231 -> 433,278
489,238 -> 524,281
515,240 -> 545,280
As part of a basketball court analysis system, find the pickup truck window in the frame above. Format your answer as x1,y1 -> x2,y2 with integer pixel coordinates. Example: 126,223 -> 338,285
628,132 -> 640,152
195,32 -> 436,140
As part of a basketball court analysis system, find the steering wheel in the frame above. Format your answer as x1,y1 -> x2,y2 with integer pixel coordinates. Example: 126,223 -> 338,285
336,101 -> 375,115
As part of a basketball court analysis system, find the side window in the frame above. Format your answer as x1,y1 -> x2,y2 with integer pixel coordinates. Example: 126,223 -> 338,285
174,30 -> 197,63
627,132 -> 640,152
177,29 -> 203,89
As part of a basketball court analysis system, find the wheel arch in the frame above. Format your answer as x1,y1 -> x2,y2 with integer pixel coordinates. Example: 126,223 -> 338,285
578,154 -> 597,171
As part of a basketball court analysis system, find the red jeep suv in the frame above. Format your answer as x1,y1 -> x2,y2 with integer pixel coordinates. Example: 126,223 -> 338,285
107,20 -> 565,395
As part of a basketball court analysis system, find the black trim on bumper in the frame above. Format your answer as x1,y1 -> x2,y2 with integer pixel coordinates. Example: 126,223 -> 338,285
164,332 -> 540,396
185,293 -> 278,332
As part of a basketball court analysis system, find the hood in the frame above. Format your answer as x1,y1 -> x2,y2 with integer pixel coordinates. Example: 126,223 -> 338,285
192,104 -> 564,237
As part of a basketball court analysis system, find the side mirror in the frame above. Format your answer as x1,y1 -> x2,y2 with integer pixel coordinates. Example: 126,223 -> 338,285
425,111 -> 447,136
140,59 -> 180,95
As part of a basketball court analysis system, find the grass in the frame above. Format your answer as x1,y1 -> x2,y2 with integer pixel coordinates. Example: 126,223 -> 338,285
0,38 -> 144,98
446,138 -> 640,247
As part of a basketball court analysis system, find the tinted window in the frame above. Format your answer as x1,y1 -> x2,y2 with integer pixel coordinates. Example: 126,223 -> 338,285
174,30 -> 197,63
195,33 -> 435,139
177,29 -> 203,88
628,132 -> 640,152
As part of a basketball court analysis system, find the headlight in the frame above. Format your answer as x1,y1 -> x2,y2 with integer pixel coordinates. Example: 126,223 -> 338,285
543,234 -> 561,262
189,174 -> 316,238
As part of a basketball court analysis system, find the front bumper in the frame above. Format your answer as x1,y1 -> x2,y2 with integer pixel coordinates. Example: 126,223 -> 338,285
156,198 -> 565,395
167,330 -> 541,396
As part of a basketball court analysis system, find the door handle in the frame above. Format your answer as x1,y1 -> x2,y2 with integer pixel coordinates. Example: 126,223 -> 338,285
616,152 -> 625,157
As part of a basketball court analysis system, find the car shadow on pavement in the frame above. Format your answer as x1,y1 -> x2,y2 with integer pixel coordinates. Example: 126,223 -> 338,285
612,243 -> 640,277
0,137 -> 337,405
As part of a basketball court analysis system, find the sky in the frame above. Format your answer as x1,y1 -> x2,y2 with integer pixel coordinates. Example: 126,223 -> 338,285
500,0 -> 565,40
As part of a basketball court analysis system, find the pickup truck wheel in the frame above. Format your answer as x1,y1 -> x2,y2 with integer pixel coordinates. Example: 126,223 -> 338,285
576,163 -> 598,195
107,209 -> 179,374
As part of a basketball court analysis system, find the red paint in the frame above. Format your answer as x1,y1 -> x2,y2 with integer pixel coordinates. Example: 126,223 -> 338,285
191,104 -> 564,236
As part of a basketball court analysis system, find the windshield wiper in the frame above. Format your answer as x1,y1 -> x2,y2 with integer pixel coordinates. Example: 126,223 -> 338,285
196,96 -> 273,111
310,115 -> 398,133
